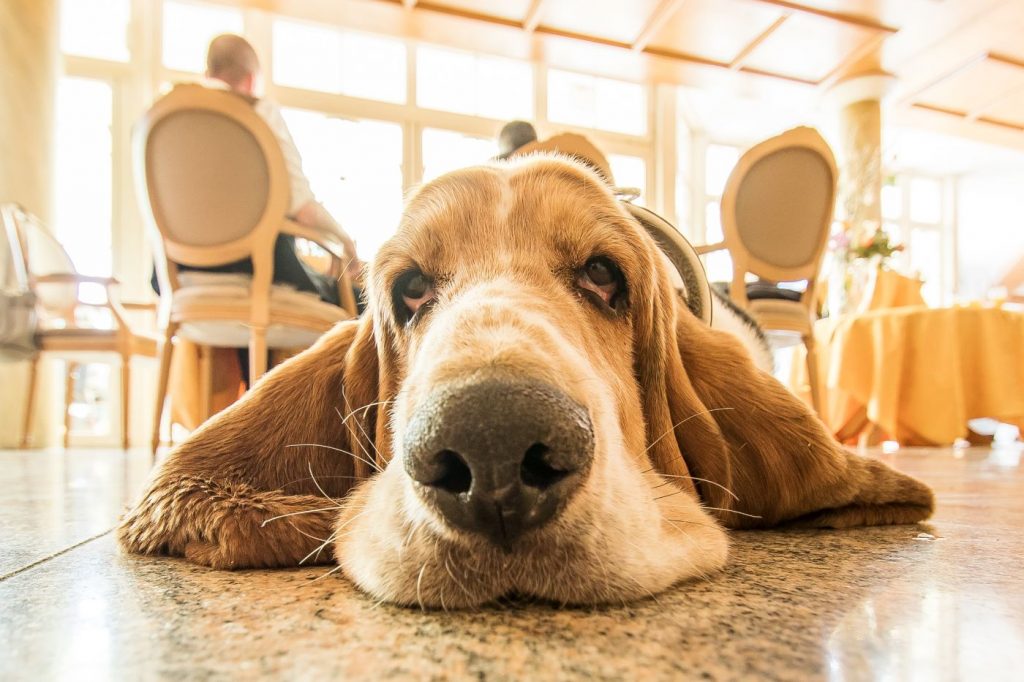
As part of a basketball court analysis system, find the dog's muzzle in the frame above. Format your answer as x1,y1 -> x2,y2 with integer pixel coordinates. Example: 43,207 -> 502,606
403,377 -> 594,550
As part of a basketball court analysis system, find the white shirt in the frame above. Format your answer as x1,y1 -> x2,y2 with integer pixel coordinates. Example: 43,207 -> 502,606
253,98 -> 316,216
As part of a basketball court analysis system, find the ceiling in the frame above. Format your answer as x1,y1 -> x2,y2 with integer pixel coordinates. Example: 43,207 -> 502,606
261,0 -> 1024,150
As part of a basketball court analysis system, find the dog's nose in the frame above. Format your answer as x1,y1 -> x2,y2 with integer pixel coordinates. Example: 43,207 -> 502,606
403,377 -> 594,549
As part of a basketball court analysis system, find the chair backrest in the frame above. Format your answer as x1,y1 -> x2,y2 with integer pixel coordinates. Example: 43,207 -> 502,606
1,204 -> 78,314
0,204 -> 30,294
133,84 -> 289,293
720,127 -> 838,296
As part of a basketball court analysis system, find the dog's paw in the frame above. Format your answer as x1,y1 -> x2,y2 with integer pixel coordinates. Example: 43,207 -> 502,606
119,475 -> 341,569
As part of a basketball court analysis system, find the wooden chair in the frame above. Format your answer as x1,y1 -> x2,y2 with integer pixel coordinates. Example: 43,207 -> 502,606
133,83 -> 357,453
695,127 -> 838,415
1,203 -> 158,449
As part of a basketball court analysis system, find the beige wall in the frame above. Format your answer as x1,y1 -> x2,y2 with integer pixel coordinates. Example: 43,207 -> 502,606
1,0 -> 59,447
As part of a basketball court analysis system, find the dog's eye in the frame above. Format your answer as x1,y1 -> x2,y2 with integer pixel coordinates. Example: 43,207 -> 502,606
397,270 -> 435,319
577,257 -> 625,310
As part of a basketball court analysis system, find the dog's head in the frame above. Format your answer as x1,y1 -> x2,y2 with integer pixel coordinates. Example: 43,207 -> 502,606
132,155 -> 933,608
322,156 -> 932,607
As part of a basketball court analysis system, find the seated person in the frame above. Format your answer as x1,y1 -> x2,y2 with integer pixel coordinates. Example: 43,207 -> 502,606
494,120 -> 538,160
151,34 -> 359,308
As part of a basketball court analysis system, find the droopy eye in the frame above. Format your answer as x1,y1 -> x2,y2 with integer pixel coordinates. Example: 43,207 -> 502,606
396,270 -> 435,319
577,256 -> 625,310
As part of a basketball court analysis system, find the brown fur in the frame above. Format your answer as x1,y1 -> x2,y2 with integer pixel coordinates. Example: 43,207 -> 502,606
119,155 -> 933,605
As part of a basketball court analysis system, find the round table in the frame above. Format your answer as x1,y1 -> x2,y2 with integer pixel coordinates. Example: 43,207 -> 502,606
799,305 -> 1024,445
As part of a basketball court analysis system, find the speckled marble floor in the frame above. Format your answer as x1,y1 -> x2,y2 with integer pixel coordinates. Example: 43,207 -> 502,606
1,445 -> 1023,681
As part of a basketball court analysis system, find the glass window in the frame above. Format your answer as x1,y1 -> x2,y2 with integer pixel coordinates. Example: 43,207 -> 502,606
54,77 -> 113,277
273,19 -> 406,103
416,46 -> 532,120
162,0 -> 244,73
705,144 -> 740,197
421,128 -> 496,183
60,0 -> 131,62
909,178 -> 942,224
702,200 -> 732,282
281,109 -> 404,257
607,154 -> 646,205
881,182 -> 902,220
910,228 -> 942,305
547,70 -> 646,136
68,363 -> 113,437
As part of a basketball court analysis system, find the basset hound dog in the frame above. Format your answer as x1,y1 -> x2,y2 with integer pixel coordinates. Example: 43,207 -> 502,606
120,155 -> 934,608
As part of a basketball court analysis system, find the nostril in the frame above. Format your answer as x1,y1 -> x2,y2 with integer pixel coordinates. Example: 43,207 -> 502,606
520,443 -> 571,490
428,450 -> 472,494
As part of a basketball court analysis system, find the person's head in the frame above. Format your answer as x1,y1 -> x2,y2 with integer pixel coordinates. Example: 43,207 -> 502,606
496,120 -> 538,160
206,34 -> 261,95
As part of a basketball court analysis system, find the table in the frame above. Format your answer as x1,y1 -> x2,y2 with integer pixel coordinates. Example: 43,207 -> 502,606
799,305 -> 1024,445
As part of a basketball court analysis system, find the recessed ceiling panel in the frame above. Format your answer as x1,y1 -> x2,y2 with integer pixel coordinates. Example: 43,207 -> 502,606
423,0 -> 535,22
647,0 -> 783,64
538,0 -> 664,44
741,13 -> 878,82
975,83 -> 1024,126
918,58 -> 1024,117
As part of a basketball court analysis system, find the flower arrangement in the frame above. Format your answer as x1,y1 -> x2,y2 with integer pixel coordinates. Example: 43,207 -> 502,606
829,220 -> 903,264
848,222 -> 904,261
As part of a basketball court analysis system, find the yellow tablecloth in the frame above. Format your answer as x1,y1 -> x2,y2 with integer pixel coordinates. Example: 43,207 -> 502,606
862,268 -> 925,311
801,306 -> 1024,445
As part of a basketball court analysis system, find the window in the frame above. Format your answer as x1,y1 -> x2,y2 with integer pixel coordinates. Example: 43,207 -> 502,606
54,77 -> 113,277
909,177 -> 942,225
68,363 -> 114,438
281,109 -> 404,257
607,154 -> 646,205
704,144 -> 740,197
910,228 -> 942,304
416,46 -> 532,120
547,70 -> 646,136
60,0 -> 131,62
273,19 -> 406,103
883,174 -> 949,304
162,0 -> 243,73
700,144 -> 741,283
421,128 -> 496,183
703,202 -> 732,283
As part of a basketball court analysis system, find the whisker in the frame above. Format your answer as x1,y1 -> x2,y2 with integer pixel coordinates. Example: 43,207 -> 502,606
311,564 -> 345,583
702,506 -> 762,519
260,506 -> 339,527
299,510 -> 371,565
646,472 -> 740,502
415,563 -> 428,612
279,474 -> 364,490
286,442 -> 381,474
665,518 -> 722,532
307,461 -> 333,502
643,407 -> 736,455
287,522 -> 331,544
340,386 -> 388,470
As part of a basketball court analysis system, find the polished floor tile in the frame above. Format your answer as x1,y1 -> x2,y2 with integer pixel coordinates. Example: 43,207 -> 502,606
1,446 -> 1022,680
0,449 -> 152,577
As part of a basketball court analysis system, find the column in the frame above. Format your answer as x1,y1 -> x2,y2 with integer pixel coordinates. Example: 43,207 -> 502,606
0,0 -> 60,447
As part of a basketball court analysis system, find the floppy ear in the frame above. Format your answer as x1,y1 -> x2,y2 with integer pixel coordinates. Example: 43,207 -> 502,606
667,302 -> 934,529
118,315 -> 383,568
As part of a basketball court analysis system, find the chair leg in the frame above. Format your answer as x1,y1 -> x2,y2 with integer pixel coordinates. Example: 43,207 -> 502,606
64,361 -> 77,449
151,326 -> 176,455
804,335 -> 822,418
120,353 -> 131,450
20,355 -> 40,449
198,345 -> 213,422
249,327 -> 268,383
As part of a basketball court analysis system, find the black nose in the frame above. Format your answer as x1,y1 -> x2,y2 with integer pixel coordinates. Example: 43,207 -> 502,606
403,377 -> 594,549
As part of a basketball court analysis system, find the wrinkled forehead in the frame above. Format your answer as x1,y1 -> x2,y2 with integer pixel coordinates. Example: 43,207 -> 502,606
388,160 -> 635,274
